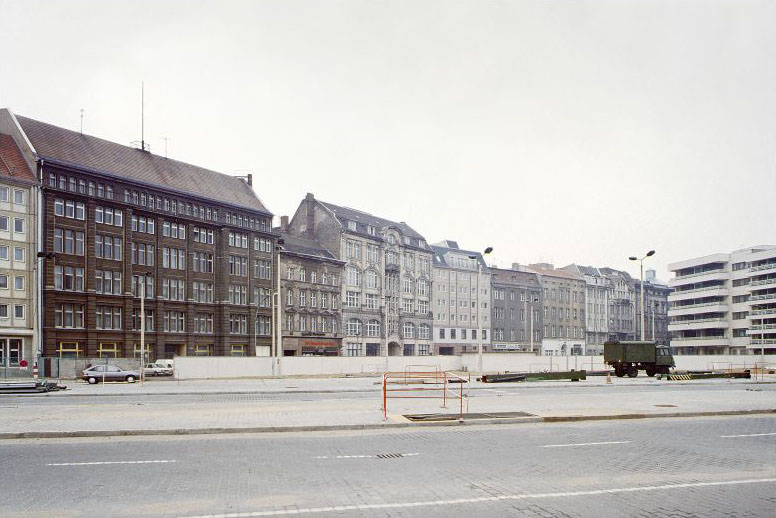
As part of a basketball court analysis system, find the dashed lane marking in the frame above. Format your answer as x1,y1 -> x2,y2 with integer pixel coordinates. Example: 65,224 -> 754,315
314,453 -> 420,459
47,460 -> 176,466
720,432 -> 776,438
542,440 -> 631,448
176,478 -> 776,517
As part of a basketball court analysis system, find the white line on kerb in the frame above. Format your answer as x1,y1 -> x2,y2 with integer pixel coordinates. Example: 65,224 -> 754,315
47,460 -> 176,466
721,432 -> 776,438
314,453 -> 420,459
542,441 -> 631,448
177,478 -> 776,518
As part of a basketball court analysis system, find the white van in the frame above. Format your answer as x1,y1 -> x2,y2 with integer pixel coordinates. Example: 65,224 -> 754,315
155,359 -> 174,369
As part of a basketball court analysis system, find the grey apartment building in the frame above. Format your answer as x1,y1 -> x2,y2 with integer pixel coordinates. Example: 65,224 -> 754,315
431,240 -> 490,355
287,194 -> 433,356
529,264 -> 586,355
276,218 -> 345,356
489,265 -> 543,353
561,264 -> 609,355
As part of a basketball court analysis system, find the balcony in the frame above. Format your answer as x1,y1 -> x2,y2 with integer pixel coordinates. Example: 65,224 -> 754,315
668,319 -> 728,332
748,293 -> 776,302
750,262 -> 776,273
750,278 -> 776,287
750,308 -> 776,317
670,270 -> 727,287
746,325 -> 776,334
670,336 -> 730,347
751,338 -> 776,345
668,287 -> 727,302
668,303 -> 728,317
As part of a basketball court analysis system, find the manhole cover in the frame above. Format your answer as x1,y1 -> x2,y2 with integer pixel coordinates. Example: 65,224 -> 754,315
404,411 -> 535,422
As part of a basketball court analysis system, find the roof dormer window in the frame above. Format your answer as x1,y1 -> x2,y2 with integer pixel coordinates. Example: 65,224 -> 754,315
367,225 -> 376,236
347,220 -> 357,231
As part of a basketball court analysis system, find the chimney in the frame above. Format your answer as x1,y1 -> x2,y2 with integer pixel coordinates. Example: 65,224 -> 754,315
305,193 -> 315,238
280,215 -> 289,232
246,173 -> 253,186
512,262 -> 520,271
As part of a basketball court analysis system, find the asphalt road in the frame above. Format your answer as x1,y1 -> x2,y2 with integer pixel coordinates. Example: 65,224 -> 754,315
2,415 -> 775,517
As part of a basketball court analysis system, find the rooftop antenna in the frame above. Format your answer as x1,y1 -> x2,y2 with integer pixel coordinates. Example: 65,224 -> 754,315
141,81 -> 145,151
163,136 -> 168,158
79,108 -> 84,134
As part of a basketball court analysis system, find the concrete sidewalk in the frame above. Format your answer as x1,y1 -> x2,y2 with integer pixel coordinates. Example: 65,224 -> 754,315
1,375 -> 775,439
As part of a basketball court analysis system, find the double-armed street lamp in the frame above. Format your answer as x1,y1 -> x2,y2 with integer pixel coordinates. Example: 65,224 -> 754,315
629,250 -> 655,341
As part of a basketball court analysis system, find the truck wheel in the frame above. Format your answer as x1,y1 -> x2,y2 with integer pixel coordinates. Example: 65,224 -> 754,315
615,366 -> 625,377
645,366 -> 656,377
627,365 -> 638,378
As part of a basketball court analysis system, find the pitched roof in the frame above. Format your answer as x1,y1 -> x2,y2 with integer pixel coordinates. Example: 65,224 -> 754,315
430,243 -> 488,269
528,265 -> 584,281
0,134 -> 35,183
15,114 -> 270,214
278,231 -> 340,262
318,200 -> 426,243
489,267 -> 542,288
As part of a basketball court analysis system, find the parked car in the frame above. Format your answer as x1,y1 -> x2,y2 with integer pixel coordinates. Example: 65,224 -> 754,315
143,362 -> 174,377
155,359 -> 174,370
82,365 -> 140,384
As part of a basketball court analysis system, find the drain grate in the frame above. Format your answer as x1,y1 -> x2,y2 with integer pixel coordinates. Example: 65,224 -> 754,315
403,411 -> 535,422
376,453 -> 406,459
654,404 -> 677,407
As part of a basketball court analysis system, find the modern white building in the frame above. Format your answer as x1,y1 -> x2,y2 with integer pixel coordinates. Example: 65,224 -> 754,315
668,245 -> 776,355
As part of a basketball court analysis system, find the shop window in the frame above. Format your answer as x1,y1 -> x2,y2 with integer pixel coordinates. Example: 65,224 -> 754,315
230,344 -> 246,357
194,344 -> 213,356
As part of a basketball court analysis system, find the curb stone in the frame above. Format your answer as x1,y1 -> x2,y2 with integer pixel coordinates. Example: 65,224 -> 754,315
2,409 -> 774,440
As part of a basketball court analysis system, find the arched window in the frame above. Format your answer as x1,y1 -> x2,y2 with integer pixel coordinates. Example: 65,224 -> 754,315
347,319 -> 362,336
366,319 -> 380,337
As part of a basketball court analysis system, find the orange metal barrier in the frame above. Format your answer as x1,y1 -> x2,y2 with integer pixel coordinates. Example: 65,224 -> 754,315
382,370 -> 469,420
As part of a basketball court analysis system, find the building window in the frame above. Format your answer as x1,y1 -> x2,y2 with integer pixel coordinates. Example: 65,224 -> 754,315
55,304 -> 85,328
366,319 -> 380,337
55,266 -> 85,292
403,322 -> 415,338
347,319 -> 362,336
57,342 -> 82,358
94,233 -> 121,260
98,343 -> 120,358
346,342 -> 361,356
163,311 -> 186,333
96,306 -> 122,330
194,344 -> 213,356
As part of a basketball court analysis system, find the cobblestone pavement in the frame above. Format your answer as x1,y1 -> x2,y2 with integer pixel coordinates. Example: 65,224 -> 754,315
1,377 -> 775,436
1,415 -> 775,517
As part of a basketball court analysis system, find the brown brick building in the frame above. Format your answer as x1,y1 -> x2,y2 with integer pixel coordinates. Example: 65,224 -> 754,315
15,115 -> 276,359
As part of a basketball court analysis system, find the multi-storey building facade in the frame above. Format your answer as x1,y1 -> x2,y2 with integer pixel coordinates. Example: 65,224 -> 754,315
14,113 -> 276,359
668,246 -> 776,355
599,267 -> 636,342
489,265 -> 542,353
0,121 -> 38,368
561,264 -> 609,354
277,218 -> 345,356
633,269 -> 671,345
288,193 -> 433,356
529,264 -> 586,355
430,240 -> 491,355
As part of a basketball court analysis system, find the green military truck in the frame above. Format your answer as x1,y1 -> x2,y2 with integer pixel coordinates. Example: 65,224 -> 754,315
603,341 -> 675,378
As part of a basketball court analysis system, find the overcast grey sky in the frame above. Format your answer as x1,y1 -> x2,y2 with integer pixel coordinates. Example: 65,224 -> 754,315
1,0 -> 774,279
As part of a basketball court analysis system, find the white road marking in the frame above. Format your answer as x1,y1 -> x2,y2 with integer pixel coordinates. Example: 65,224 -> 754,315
177,478 -> 776,517
542,440 -> 631,448
314,453 -> 420,459
47,460 -> 176,466
720,432 -> 776,438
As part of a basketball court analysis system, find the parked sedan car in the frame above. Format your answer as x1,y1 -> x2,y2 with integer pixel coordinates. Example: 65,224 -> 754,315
143,363 -> 174,377
82,365 -> 140,384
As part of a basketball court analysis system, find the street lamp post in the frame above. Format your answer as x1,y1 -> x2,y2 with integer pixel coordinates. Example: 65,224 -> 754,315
629,250 -> 655,341
470,247 -> 493,374
274,240 -> 285,364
